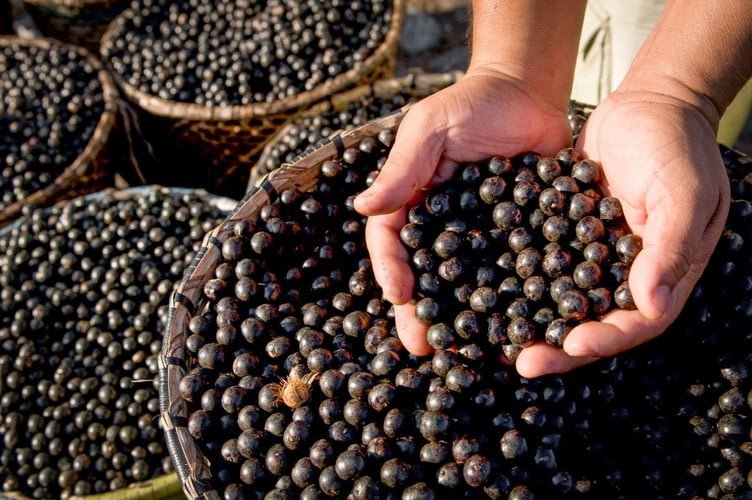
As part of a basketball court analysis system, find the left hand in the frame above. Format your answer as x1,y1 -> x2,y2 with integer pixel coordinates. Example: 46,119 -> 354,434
516,88 -> 730,377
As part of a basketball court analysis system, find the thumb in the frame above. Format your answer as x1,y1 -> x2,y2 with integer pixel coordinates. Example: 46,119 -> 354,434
627,184 -> 723,321
354,102 -> 447,216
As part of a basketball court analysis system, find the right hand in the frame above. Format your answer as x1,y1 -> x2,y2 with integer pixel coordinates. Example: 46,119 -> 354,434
353,65 -> 574,355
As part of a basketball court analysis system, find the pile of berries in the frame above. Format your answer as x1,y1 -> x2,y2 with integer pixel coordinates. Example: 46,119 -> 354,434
0,42 -> 105,213
0,188 -> 229,498
400,149 -> 640,360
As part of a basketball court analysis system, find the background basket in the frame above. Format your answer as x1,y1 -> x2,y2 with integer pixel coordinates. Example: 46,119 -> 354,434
247,71 -> 463,188
100,0 -> 406,200
0,36 -> 119,228
159,110 -> 405,499
0,185 -> 237,500
20,0 -> 128,52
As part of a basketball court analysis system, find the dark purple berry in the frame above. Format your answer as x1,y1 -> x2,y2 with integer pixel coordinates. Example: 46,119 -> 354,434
558,290 -> 589,321
614,281 -> 636,310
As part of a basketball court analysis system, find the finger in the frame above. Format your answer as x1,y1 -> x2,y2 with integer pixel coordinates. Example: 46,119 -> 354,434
393,302 -> 432,356
515,342 -> 598,378
628,181 -> 724,320
562,309 -> 668,358
354,101 -> 446,215
365,209 -> 413,305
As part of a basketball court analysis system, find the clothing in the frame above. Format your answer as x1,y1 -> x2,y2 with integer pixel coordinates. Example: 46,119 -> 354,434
571,0 -> 752,147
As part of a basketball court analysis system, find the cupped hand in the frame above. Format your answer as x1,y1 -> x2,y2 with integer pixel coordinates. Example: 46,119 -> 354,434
516,89 -> 731,377
354,66 -> 573,356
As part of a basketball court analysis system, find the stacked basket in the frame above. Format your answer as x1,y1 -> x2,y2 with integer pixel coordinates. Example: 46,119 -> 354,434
0,36 -> 119,228
100,0 -> 406,198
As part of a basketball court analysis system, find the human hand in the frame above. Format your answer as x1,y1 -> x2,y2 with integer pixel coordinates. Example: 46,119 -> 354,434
516,88 -> 731,377
354,66 -> 573,355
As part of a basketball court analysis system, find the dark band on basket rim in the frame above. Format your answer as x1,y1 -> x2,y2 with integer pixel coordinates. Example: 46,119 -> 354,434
208,236 -> 222,251
173,292 -> 196,313
332,134 -> 345,157
164,357 -> 185,368
261,179 -> 277,202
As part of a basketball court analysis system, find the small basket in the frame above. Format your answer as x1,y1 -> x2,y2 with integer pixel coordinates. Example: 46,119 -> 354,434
100,0 -> 406,199
0,36 -> 119,228
21,0 -> 128,52
248,71 -> 463,188
159,110 -> 406,499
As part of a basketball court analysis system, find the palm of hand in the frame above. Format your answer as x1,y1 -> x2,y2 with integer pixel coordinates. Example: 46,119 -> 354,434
516,92 -> 730,377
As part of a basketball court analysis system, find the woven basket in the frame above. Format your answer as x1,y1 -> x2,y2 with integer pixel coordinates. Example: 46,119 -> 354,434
0,36 -> 119,228
100,0 -> 406,199
21,0 -> 128,52
159,101 -> 752,497
0,185 -> 237,500
248,71 -> 463,188
160,109 -> 406,499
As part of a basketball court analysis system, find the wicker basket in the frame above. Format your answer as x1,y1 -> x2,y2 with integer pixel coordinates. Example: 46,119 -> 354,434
160,110 -> 406,499
21,0 -> 128,52
0,185 -> 237,500
0,36 -> 119,228
100,0 -> 406,199
247,71 -> 463,188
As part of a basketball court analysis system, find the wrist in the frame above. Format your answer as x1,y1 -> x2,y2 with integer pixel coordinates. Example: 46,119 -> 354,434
464,61 -> 572,117
467,0 -> 586,117
616,71 -> 721,132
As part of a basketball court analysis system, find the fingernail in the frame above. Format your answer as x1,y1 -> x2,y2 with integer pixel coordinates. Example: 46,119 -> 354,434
653,284 -> 673,314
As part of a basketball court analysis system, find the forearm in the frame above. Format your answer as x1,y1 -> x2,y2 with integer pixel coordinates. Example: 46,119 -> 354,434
469,0 -> 587,112
620,0 -> 752,127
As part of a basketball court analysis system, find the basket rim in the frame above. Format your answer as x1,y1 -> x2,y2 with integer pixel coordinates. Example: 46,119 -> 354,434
159,109 -> 407,499
98,0 -> 406,121
0,36 -> 120,226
